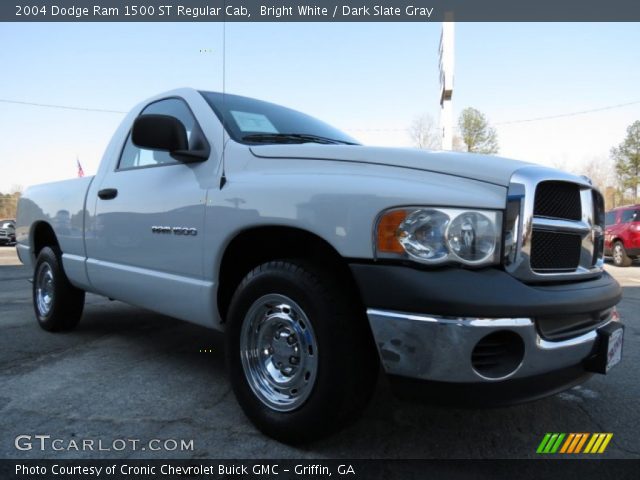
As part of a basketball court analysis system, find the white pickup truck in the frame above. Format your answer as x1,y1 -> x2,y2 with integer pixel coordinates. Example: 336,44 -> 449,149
16,88 -> 623,443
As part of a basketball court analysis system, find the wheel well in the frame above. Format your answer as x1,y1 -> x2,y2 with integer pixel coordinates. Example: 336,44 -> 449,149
32,222 -> 59,256
217,226 -> 360,322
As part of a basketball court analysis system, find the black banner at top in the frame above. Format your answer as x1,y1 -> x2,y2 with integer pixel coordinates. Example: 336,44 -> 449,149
3,0 -> 640,22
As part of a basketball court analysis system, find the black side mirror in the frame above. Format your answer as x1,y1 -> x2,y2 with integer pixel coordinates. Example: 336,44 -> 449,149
132,114 -> 188,152
131,114 -> 209,162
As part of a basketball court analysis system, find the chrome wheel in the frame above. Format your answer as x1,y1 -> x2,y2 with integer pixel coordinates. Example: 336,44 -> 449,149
240,294 -> 318,412
36,263 -> 54,316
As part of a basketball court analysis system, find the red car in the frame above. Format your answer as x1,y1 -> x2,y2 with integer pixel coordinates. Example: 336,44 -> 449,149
605,204 -> 640,267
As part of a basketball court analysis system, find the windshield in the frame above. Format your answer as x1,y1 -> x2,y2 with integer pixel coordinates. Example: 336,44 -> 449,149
199,91 -> 359,146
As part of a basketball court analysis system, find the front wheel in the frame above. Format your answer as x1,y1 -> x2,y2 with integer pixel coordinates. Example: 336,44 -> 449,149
33,246 -> 85,331
612,241 -> 632,267
225,260 -> 379,443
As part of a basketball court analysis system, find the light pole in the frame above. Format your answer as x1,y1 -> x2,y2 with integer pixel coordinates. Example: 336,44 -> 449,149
439,14 -> 454,151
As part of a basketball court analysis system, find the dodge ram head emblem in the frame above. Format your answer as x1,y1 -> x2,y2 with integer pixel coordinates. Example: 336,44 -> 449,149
151,226 -> 198,236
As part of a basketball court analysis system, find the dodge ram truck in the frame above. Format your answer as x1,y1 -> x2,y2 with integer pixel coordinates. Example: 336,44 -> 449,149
16,88 -> 624,443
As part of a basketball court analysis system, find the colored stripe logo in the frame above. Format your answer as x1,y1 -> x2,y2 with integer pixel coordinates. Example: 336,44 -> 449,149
537,433 -> 613,454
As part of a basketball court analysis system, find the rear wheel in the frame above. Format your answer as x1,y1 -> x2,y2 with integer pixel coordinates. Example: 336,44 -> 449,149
612,241 -> 632,267
225,260 -> 378,443
33,246 -> 85,331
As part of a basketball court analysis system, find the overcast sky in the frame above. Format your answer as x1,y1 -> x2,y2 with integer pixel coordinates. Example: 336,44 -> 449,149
1,22 -> 639,192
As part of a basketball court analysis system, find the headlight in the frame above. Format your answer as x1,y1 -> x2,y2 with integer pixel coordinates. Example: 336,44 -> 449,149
375,207 -> 502,267
398,209 -> 450,262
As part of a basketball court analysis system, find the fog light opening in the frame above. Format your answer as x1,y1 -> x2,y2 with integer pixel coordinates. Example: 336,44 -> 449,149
471,330 -> 525,380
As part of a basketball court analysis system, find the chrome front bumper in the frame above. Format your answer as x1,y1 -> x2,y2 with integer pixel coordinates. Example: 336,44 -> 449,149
367,308 -> 620,383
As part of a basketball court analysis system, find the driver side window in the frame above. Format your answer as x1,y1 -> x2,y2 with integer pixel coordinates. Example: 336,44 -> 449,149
118,98 -> 199,170
621,209 -> 639,223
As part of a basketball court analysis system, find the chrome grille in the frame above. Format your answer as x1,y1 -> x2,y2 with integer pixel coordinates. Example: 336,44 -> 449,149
505,167 -> 605,283
534,181 -> 582,220
530,231 -> 581,272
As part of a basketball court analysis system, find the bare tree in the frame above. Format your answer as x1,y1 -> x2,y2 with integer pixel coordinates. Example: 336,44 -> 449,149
0,193 -> 14,219
573,157 -> 619,209
0,186 -> 22,219
579,157 -> 614,191
452,134 -> 466,152
408,114 -> 440,150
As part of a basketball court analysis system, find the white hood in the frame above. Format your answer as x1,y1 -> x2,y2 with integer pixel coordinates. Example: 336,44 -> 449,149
250,144 -> 533,187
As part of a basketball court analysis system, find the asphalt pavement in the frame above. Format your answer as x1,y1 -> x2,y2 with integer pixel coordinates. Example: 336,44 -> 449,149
0,246 -> 638,459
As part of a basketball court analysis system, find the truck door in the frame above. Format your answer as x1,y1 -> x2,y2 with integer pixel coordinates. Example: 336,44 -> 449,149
86,97 -> 212,324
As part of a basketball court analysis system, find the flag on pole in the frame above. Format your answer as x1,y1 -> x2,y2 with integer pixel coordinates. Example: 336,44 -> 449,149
77,158 -> 84,178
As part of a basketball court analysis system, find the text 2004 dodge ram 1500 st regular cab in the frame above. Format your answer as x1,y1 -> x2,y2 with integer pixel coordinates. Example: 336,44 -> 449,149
16,89 -> 624,442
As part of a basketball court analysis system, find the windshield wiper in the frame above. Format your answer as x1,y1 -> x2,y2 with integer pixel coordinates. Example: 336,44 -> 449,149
242,133 -> 356,145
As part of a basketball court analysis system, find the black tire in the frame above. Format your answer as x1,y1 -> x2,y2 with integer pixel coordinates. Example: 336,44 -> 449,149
225,260 -> 379,443
612,241 -> 632,267
33,246 -> 85,332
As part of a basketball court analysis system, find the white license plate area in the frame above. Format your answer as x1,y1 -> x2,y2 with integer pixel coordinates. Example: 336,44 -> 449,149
606,327 -> 624,372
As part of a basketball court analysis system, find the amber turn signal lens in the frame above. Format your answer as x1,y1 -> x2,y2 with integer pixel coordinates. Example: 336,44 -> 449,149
377,210 -> 407,254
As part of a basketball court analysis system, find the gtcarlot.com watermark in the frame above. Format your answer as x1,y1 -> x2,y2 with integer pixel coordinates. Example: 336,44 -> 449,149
15,435 -> 194,452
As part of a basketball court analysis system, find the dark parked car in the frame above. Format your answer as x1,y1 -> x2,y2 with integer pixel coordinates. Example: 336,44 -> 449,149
605,204 -> 640,267
0,220 -> 16,246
